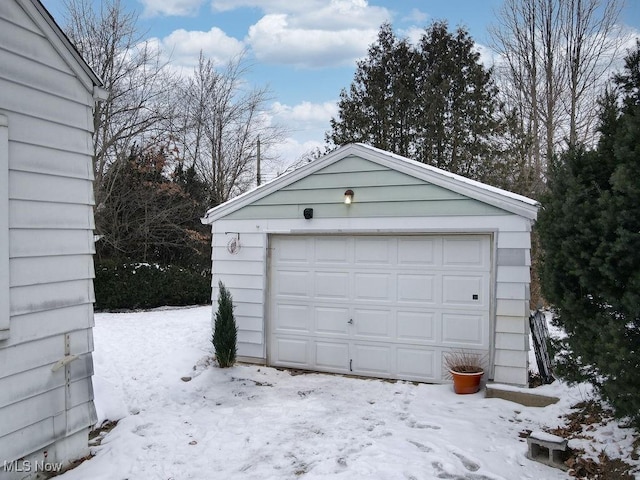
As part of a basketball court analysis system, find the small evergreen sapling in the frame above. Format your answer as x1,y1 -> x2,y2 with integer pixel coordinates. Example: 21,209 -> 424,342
212,281 -> 237,368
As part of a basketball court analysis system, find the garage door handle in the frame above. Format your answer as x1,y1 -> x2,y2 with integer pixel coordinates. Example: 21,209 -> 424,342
348,319 -> 353,324
350,359 -> 353,372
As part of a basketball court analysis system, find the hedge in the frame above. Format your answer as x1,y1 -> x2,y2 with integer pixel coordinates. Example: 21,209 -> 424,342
94,261 -> 211,310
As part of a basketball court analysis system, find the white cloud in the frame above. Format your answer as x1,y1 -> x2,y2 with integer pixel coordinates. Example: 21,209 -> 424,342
151,27 -> 245,70
262,100 -> 338,170
267,137 -> 326,177
271,100 -> 338,129
402,8 -> 429,25
143,1 -> 393,69
401,26 -> 424,45
211,0 -> 328,14
209,0 -> 390,68
247,14 -> 378,68
475,43 -> 501,69
140,0 -> 205,17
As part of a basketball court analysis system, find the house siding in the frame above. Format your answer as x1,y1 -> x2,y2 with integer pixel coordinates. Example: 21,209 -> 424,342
211,211 -> 533,385
0,115 -> 9,340
227,156 -> 509,220
0,0 -> 98,474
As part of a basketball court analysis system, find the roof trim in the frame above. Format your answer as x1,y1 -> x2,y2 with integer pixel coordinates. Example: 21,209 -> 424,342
201,143 -> 539,224
19,0 -> 104,91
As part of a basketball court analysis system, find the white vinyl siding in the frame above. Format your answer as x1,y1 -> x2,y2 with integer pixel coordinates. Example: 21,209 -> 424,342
0,115 -> 9,340
227,156 -> 508,220
0,0 -> 99,470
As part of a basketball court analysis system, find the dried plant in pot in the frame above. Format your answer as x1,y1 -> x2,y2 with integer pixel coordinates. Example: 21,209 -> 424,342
443,349 -> 485,394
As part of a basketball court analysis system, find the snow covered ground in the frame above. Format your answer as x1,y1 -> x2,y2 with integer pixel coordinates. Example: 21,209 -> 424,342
57,306 -> 637,480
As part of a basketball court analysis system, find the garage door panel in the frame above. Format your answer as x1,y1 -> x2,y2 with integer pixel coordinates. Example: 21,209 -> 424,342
274,337 -> 309,365
316,306 -> 349,335
315,271 -> 349,299
397,347 -> 436,380
397,311 -> 436,342
275,304 -> 312,333
443,237 -> 488,268
316,341 -> 349,370
353,344 -> 391,375
353,308 -> 391,338
315,237 -> 349,263
275,238 -> 309,263
354,237 -> 392,264
270,234 -> 491,383
276,270 -> 311,297
354,273 -> 391,301
397,274 -> 437,304
397,237 -> 437,266
442,275 -> 486,307
442,313 -> 487,347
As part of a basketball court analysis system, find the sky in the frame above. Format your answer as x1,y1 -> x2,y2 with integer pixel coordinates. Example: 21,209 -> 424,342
41,0 -> 640,175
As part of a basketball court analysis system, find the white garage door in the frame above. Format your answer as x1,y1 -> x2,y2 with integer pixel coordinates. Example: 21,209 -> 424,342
268,235 -> 491,382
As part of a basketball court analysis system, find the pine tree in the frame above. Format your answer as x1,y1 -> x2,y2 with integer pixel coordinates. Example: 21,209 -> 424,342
327,23 -> 417,156
538,43 -> 640,426
413,22 -> 504,180
327,22 -> 518,188
212,281 -> 237,368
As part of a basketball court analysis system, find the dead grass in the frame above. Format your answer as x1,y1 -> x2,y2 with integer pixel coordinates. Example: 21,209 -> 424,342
523,400 -> 639,479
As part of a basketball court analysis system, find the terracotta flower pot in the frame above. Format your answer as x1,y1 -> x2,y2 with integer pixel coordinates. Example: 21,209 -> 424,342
450,369 -> 484,394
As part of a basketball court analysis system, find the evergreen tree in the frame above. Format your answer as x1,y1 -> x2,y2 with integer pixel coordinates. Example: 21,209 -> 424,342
538,43 -> 640,426
327,21 -> 519,188
212,281 -> 237,368
328,23 -> 417,156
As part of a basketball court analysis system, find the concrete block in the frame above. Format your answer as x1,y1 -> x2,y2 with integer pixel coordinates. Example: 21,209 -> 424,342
526,431 -> 569,470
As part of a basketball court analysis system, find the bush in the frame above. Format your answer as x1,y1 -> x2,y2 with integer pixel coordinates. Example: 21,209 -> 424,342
537,45 -> 640,428
94,260 -> 211,310
212,281 -> 237,368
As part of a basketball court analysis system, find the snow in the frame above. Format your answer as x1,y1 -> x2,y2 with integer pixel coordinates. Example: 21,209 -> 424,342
529,431 -> 566,444
57,306 -> 638,480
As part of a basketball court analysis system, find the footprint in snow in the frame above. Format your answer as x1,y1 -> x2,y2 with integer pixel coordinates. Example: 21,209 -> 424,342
407,418 -> 441,430
407,439 -> 433,453
452,451 -> 481,472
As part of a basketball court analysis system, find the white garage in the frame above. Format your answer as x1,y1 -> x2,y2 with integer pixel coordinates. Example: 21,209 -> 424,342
202,144 -> 539,386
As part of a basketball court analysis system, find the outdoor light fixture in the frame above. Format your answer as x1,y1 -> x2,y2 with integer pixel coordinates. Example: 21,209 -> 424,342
344,189 -> 354,205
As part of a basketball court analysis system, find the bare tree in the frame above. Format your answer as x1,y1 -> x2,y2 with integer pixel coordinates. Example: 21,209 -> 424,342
174,52 -> 283,207
61,0 -> 176,210
490,0 -> 625,189
563,0 -> 624,147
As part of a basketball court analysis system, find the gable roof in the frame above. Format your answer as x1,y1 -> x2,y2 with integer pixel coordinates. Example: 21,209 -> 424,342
18,0 -> 106,96
202,143 -> 539,224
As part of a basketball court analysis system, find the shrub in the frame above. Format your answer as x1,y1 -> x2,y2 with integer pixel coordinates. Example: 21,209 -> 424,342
94,260 -> 211,310
537,45 -> 640,428
212,281 -> 237,368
